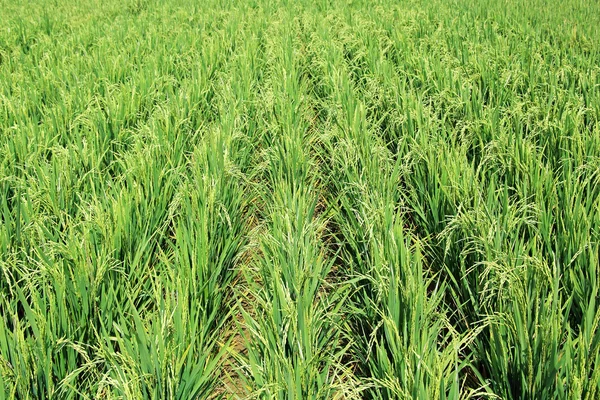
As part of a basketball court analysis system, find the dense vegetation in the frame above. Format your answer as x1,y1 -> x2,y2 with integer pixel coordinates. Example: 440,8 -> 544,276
1,0 -> 599,398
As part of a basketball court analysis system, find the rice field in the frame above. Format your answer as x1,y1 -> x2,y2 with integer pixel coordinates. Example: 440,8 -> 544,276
1,0 -> 599,398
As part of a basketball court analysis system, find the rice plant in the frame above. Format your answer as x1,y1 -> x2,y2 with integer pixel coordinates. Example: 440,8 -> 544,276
1,0 -> 599,398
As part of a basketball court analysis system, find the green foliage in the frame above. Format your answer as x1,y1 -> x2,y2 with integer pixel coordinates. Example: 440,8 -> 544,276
0,0 -> 599,398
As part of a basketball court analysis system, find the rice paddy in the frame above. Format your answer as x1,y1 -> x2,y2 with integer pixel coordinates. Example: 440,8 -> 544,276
1,0 -> 599,398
